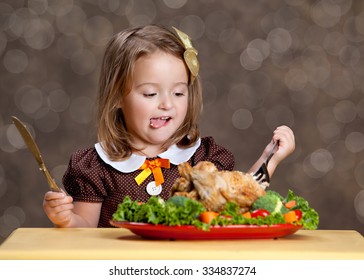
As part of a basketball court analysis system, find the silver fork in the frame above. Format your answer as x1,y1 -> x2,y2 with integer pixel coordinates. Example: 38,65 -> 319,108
253,141 -> 278,186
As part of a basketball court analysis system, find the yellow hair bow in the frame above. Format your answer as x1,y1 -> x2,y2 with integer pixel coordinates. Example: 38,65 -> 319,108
173,27 -> 199,84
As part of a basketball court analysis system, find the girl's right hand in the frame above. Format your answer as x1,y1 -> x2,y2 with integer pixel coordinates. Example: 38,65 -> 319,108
43,191 -> 74,227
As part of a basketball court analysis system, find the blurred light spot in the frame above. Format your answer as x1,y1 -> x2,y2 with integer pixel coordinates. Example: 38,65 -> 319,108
8,8 -> 37,39
240,48 -> 263,71
343,16 -> 364,43
52,164 -> 68,187
219,28 -> 244,54
3,49 -> 28,73
231,109 -> 253,130
265,105 -> 294,130
284,68 -> 308,91
28,0 -> 48,15
47,89 -> 70,112
15,87 -> 44,114
339,45 -> 360,67
330,0 -> 352,16
6,124 -> 25,149
267,28 -> 292,53
355,161 -> 364,188
24,18 -> 55,50
163,0 -> 188,9
333,100 -> 356,123
354,190 -> 364,220
69,96 -> 94,124
83,16 -> 114,46
323,68 -> 353,99
303,149 -> 334,178
57,34 -> 84,59
70,49 -> 97,75
301,46 -> 331,87
323,32 -> 347,56
345,132 -> 364,153
311,0 -> 341,28
317,107 -> 341,142
56,4 -> 87,35
34,110 -> 60,133
0,125 -> 17,153
205,10 -> 234,42
126,1 -> 156,26
260,12 -> 276,35
97,0 -> 121,13
4,206 -> 26,226
47,0 -> 74,16
247,39 -> 270,60
113,0 -> 134,16
179,15 -> 205,40
0,3 -> 14,31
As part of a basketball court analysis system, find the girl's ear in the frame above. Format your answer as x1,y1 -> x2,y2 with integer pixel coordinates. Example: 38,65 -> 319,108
117,99 -> 124,109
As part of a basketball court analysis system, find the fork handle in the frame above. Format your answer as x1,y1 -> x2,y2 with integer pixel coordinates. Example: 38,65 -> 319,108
266,141 -> 278,165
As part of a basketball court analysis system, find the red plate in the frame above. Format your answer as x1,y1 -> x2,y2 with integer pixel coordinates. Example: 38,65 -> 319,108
110,220 -> 302,240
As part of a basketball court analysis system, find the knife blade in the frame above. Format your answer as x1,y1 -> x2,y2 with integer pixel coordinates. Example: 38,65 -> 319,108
11,116 -> 62,192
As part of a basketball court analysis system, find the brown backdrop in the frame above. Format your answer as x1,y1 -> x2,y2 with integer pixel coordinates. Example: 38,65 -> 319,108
1,0 -> 364,243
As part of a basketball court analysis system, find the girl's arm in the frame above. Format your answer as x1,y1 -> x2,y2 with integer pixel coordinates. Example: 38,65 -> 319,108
43,191 -> 101,228
248,125 -> 295,177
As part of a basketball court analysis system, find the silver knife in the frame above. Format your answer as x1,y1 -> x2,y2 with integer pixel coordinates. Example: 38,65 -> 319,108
11,116 -> 62,192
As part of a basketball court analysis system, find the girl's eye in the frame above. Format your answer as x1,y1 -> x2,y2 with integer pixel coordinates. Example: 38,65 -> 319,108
143,93 -> 157,97
174,92 -> 185,97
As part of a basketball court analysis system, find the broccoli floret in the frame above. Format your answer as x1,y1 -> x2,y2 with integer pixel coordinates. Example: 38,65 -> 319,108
166,195 -> 191,207
251,191 -> 288,214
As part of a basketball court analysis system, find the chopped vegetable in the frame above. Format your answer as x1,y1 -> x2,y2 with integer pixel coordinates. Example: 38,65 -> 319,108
283,190 -> 319,230
199,211 -> 219,224
251,209 -> 270,218
112,196 -> 206,228
242,212 -> 251,219
251,190 -> 289,214
284,200 -> 296,209
112,189 -> 319,230
284,210 -> 299,223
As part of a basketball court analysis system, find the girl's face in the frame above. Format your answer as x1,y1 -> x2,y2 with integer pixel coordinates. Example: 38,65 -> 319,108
121,51 -> 189,156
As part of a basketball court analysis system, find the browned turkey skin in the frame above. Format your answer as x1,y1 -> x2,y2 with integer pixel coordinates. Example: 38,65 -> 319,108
171,161 -> 266,212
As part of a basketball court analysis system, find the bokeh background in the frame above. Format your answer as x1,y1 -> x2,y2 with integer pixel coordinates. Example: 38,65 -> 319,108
1,0 -> 364,244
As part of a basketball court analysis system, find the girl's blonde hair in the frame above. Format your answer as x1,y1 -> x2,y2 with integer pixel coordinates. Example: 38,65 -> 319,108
97,25 -> 203,160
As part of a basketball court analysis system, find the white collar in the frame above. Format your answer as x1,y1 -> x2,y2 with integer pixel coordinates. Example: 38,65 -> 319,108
94,138 -> 201,173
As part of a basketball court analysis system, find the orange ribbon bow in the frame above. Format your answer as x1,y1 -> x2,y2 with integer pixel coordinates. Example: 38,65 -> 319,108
135,158 -> 170,187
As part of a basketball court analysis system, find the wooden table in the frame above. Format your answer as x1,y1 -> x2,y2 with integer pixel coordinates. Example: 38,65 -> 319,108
0,228 -> 363,260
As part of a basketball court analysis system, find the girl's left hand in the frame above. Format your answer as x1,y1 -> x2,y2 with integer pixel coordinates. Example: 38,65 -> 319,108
262,125 -> 295,166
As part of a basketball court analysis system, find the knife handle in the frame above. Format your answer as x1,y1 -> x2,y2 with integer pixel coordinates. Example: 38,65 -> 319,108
39,163 -> 62,193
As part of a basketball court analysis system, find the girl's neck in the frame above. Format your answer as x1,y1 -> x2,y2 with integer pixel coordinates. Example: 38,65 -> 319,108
135,145 -> 166,159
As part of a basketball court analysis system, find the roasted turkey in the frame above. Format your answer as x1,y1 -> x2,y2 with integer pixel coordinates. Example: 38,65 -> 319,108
171,161 -> 266,212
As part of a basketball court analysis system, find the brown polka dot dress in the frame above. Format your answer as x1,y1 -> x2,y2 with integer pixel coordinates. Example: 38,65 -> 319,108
63,137 -> 234,227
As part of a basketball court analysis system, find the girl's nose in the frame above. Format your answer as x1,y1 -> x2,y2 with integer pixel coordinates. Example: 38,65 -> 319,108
158,94 -> 173,110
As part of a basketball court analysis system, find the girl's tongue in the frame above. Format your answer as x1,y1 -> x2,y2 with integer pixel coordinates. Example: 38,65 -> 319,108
150,117 -> 170,128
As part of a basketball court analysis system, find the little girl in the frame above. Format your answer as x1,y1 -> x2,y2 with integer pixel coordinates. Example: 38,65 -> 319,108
43,25 -> 295,228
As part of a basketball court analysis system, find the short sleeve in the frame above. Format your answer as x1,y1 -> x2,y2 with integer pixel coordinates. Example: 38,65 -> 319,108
192,137 -> 235,171
63,148 -> 107,203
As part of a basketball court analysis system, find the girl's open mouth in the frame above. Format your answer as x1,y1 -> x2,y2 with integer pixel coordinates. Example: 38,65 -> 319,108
150,116 -> 171,128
